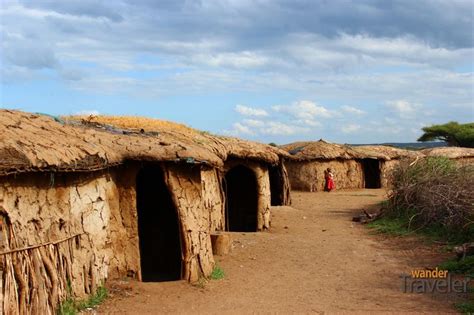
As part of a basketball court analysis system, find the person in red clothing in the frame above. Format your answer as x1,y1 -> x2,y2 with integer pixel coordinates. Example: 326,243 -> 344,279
325,168 -> 335,192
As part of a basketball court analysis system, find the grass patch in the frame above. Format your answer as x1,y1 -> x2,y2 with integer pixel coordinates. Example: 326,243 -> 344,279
367,209 -> 474,245
210,265 -> 225,280
438,256 -> 474,278
367,216 -> 413,236
455,301 -> 474,314
58,285 -> 108,315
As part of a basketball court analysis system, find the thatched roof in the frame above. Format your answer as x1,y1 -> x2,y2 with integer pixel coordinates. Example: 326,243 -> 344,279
349,145 -> 423,160
280,140 -> 361,160
421,147 -> 474,159
280,140 -> 422,161
0,110 -> 284,176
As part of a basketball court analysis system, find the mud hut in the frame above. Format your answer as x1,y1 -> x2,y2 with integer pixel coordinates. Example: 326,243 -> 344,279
350,145 -> 422,188
71,115 -> 292,232
0,110 -> 290,313
281,140 -> 420,191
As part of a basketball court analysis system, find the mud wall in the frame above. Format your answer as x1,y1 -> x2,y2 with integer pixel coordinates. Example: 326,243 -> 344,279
163,164 -> 214,282
281,160 -> 292,205
379,160 -> 398,188
285,159 -> 364,191
0,162 -> 217,313
0,171 -> 120,313
201,167 -> 225,232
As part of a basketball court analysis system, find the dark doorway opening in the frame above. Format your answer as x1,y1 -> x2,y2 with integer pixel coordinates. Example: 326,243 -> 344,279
136,165 -> 182,282
225,165 -> 258,232
269,166 -> 283,206
361,159 -> 381,188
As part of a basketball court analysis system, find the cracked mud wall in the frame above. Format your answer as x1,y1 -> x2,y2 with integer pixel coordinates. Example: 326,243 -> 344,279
163,164 -> 215,282
201,167 -> 225,232
0,162 -> 219,313
0,171 -> 121,313
286,160 -> 364,191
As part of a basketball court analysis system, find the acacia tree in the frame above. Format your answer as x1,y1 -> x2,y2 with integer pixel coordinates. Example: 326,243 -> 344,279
417,122 -> 474,148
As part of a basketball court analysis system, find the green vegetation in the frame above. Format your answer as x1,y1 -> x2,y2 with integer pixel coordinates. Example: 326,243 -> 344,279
455,301 -> 474,314
368,157 -> 474,312
439,256 -> 474,277
268,142 -> 278,147
418,121 -> 474,148
58,284 -> 108,315
210,265 -> 225,280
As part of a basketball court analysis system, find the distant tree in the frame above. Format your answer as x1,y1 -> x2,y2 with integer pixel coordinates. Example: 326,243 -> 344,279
268,142 -> 278,147
417,122 -> 474,148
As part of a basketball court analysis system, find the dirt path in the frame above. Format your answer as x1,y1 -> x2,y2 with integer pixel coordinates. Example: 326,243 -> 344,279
100,190 -> 457,314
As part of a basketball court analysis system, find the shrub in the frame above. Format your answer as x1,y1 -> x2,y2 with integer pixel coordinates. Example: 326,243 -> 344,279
385,157 -> 474,236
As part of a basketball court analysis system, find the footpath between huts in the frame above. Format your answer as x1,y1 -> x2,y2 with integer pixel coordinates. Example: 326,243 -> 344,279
99,190 -> 456,314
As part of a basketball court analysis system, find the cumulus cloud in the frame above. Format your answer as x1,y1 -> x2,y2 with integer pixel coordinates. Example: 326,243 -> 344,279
341,105 -> 365,115
1,0 -> 472,144
273,100 -> 331,120
230,122 -> 255,135
242,119 -> 265,127
260,121 -> 309,136
385,100 -> 422,118
235,104 -> 268,117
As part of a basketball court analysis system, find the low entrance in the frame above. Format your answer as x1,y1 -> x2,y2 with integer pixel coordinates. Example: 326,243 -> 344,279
136,165 -> 182,281
269,166 -> 284,206
225,165 -> 258,232
361,159 -> 381,188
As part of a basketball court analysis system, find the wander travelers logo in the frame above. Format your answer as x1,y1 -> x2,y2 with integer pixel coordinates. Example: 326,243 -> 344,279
401,267 -> 470,294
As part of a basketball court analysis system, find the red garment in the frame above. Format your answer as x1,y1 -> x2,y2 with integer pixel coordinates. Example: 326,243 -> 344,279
326,177 -> 335,190
325,172 -> 335,191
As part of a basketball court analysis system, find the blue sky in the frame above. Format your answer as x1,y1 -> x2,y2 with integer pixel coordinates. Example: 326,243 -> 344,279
1,0 -> 473,144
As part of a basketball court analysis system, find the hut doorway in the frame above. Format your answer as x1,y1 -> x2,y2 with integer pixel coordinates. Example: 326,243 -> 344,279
361,159 -> 381,188
225,165 -> 258,232
136,165 -> 182,282
269,166 -> 283,206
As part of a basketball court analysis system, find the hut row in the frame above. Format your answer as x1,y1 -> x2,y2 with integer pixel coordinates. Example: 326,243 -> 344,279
0,110 -> 291,314
280,140 -> 474,192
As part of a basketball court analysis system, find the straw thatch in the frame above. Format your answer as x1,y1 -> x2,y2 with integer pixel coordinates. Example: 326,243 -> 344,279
349,145 -> 423,160
421,147 -> 474,159
280,140 -> 360,161
0,110 -> 286,177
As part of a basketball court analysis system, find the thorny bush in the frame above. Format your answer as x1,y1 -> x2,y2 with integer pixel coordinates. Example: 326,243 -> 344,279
386,157 -> 474,231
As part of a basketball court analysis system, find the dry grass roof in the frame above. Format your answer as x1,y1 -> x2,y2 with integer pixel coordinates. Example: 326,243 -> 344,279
280,140 -> 422,161
280,140 -> 361,160
0,110 -> 285,176
421,147 -> 474,159
349,145 -> 423,160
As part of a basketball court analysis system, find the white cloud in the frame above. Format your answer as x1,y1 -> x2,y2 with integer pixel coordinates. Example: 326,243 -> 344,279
235,104 -> 269,117
231,122 -> 255,135
385,100 -> 422,118
341,105 -> 365,115
242,119 -> 265,127
194,51 -> 269,68
260,121 -> 309,136
272,100 -> 332,120
341,124 -> 361,133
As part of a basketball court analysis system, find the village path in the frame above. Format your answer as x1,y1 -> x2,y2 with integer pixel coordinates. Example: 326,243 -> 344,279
100,189 -> 456,314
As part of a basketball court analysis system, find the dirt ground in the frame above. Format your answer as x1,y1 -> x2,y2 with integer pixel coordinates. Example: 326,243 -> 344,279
100,189 -> 459,314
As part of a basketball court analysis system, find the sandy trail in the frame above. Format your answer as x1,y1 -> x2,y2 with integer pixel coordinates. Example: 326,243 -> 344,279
100,190 -> 456,314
